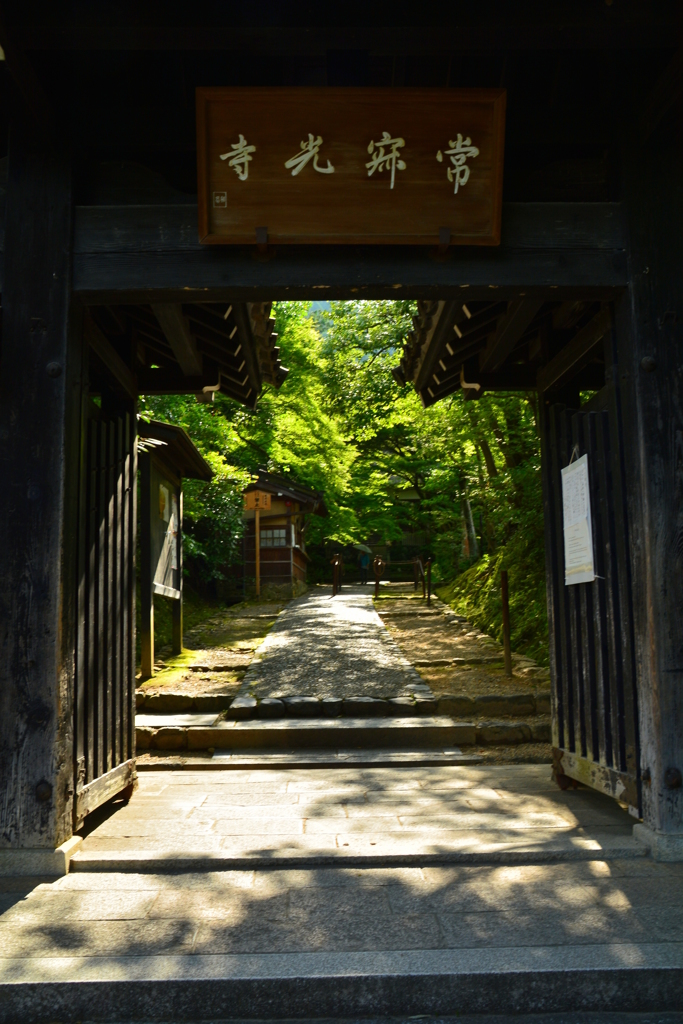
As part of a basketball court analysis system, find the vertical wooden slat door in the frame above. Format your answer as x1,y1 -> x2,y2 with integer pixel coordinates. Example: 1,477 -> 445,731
74,403 -> 137,828
542,382 -> 640,815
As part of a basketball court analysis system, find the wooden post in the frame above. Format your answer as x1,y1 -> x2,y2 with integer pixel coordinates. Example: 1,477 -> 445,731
616,103 -> 683,858
501,569 -> 513,677
172,489 -> 183,656
0,135 -> 82,851
139,450 -> 154,679
426,558 -> 432,605
331,555 -> 340,596
373,556 -> 384,599
255,508 -> 260,597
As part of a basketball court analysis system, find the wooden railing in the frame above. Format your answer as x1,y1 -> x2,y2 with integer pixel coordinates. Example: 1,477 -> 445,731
373,556 -> 432,604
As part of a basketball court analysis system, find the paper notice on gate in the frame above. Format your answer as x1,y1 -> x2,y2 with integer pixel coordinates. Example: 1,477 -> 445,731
561,454 -> 596,585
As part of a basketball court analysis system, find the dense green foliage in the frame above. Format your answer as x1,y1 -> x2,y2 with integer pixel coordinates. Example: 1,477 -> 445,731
141,300 -> 548,661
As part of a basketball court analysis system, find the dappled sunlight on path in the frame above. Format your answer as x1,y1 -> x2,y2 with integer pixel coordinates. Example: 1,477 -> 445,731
238,585 -> 433,700
70,765 -> 641,866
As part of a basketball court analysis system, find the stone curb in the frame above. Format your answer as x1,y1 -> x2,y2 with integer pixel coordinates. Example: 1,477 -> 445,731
136,690 -> 550,718
0,837 -> 83,877
135,715 -> 550,751
0,945 -> 677,1022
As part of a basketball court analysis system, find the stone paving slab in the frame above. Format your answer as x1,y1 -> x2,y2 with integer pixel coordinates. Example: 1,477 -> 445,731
238,586 -> 433,700
63,765 -> 647,872
136,712 -> 221,727
1,860 -> 682,1020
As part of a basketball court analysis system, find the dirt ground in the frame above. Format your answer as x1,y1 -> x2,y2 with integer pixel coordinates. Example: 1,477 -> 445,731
375,593 -> 551,701
418,663 -> 551,698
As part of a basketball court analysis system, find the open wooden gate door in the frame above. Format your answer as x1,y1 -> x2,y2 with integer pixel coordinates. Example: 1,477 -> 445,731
73,399 -> 137,828
542,378 -> 641,816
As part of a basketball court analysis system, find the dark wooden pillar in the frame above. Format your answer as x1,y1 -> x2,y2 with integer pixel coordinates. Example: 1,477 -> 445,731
0,134 -> 83,852
139,449 -> 154,678
172,490 -> 183,656
617,103 -> 683,857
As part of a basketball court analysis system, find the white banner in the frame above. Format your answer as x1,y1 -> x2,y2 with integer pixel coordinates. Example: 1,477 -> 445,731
561,454 -> 596,585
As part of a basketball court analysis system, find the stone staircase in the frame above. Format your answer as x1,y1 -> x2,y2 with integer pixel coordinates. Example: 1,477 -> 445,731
135,689 -> 551,764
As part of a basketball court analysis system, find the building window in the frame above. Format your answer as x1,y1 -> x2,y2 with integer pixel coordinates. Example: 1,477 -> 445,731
260,528 -> 288,548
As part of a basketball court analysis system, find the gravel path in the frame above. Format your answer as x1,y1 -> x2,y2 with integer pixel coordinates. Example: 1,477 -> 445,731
238,585 -> 434,700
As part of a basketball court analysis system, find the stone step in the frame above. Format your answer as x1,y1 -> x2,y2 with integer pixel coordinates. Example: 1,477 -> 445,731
1,942 -> 677,1022
135,713 -> 551,752
69,830 -> 647,874
136,747 -> 484,770
135,689 -> 551,717
136,714 -> 478,751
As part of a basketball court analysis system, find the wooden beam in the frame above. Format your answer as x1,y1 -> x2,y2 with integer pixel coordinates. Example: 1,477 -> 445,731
61,203 -> 628,301
552,301 -> 586,330
423,367 -> 538,404
137,369 -> 221,394
537,307 -> 611,393
14,22 -> 679,52
480,299 -> 542,372
72,202 -> 627,256
151,303 -> 203,376
137,367 -> 257,407
422,360 -> 605,407
85,316 -> 137,399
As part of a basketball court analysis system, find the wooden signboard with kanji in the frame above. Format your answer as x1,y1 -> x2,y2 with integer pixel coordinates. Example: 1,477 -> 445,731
244,490 -> 272,511
196,88 -> 506,246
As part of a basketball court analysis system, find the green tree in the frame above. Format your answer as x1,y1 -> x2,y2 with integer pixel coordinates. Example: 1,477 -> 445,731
142,299 -> 548,660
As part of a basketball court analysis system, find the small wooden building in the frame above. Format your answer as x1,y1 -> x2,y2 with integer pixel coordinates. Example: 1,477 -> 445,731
138,420 -> 213,678
243,473 -> 327,594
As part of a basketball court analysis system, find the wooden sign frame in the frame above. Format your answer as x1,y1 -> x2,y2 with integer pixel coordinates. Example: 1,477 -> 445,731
196,88 -> 506,246
244,490 -> 272,511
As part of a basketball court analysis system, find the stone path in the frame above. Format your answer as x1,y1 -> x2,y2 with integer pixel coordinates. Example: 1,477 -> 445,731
3,853 -> 677,957
238,586 -> 432,701
69,765 -> 642,869
1,767 -> 681,1019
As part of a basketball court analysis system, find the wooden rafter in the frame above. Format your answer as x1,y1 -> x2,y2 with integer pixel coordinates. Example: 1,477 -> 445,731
479,300 -> 543,372
151,303 -> 203,376
85,316 -> 137,399
537,307 -> 611,393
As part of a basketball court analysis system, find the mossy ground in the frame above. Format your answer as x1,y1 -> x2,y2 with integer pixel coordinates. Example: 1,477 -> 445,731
436,547 -> 550,667
138,595 -> 287,696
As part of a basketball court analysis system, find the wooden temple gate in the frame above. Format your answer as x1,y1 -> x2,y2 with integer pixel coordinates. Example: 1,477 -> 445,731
73,403 -> 137,828
544,377 -> 639,811
0,5 -> 681,863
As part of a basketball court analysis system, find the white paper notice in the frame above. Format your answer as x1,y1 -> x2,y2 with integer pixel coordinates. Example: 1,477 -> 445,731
561,454 -> 595,585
